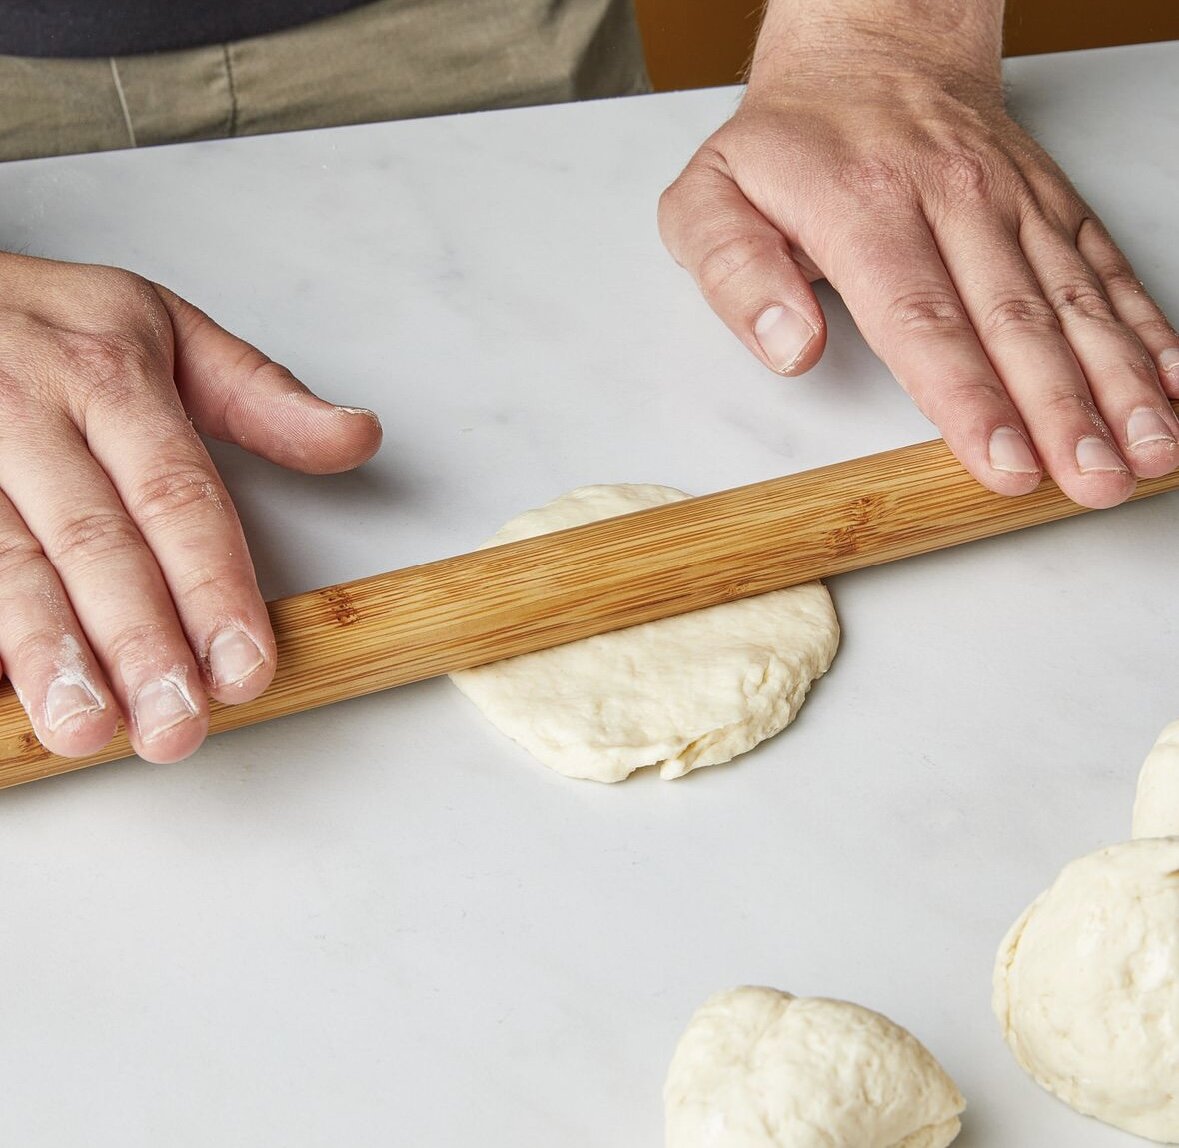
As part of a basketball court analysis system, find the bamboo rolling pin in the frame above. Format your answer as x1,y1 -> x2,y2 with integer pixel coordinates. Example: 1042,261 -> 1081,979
3,422 -> 1179,789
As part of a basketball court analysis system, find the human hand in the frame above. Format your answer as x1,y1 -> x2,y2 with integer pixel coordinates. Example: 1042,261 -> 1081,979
658,20 -> 1179,508
0,253 -> 381,762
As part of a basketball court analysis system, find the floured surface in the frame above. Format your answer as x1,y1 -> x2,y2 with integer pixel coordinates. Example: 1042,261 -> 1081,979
664,987 -> 964,1148
450,485 -> 839,782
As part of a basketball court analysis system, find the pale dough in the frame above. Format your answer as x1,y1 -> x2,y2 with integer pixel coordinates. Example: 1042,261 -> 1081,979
1133,720 -> 1179,839
450,484 -> 839,782
993,838 -> 1179,1143
664,986 -> 965,1148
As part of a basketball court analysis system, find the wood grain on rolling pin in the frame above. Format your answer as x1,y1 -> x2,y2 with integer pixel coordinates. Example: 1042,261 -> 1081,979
2,416 -> 1178,790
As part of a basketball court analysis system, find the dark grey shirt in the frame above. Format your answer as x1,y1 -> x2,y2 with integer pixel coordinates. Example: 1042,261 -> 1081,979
0,1 -> 371,57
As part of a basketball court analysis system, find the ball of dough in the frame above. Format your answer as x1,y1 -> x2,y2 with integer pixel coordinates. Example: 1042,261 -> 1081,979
993,838 -> 1179,1142
450,485 -> 839,782
664,986 -> 964,1148
1133,720 -> 1179,839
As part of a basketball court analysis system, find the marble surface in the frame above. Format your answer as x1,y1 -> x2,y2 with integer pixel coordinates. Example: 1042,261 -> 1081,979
0,40 -> 1177,1147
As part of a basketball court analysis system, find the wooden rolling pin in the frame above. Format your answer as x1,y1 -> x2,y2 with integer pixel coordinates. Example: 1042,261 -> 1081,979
3,423 -> 1179,789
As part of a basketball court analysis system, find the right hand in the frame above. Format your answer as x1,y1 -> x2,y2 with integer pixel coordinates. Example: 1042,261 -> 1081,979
658,16 -> 1179,509
0,253 -> 382,763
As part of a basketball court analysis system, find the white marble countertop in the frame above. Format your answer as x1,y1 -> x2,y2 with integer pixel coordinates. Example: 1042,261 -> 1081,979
0,39 -> 1177,1147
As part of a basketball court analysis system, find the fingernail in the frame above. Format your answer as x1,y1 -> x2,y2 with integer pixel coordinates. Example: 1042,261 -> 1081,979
1159,348 -> 1179,377
334,406 -> 382,436
1075,436 -> 1128,473
1126,406 -> 1176,450
988,426 -> 1039,474
754,304 -> 815,373
134,678 -> 197,742
45,677 -> 103,731
208,627 -> 265,688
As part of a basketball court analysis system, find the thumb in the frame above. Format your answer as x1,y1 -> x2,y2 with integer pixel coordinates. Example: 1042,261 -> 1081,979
658,149 -> 826,376
153,283 -> 382,475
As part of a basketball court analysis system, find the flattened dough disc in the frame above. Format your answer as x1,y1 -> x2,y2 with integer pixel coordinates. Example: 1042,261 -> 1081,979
450,485 -> 839,782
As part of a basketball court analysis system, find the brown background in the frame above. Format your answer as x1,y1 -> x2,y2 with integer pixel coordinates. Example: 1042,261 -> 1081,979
634,1 -> 1179,92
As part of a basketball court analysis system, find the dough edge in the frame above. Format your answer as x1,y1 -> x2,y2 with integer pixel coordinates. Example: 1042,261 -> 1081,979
1132,718 -> 1179,839
992,838 -> 1179,1143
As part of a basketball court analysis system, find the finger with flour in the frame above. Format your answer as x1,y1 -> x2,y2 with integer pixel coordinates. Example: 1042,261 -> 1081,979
0,488 -> 116,758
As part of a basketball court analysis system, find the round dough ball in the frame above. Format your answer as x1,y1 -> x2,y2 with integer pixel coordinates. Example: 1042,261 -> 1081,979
450,485 -> 839,782
1133,720 -> 1179,839
664,986 -> 964,1148
993,838 -> 1179,1142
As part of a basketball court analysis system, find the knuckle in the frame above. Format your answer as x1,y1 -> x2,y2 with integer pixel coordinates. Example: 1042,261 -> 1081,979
657,148 -> 725,250
841,157 -> 909,200
930,147 -> 991,199
81,267 -> 163,323
1098,263 -> 1144,298
1084,349 -> 1163,391
936,374 -> 1004,410
242,354 -> 295,393
1135,315 -> 1179,348
59,331 -> 162,411
1122,353 -> 1165,387
1040,388 -> 1102,426
104,620 -> 171,669
904,372 -> 1001,426
60,330 -> 153,385
129,463 -> 225,529
218,351 -> 296,432
694,234 -> 776,297
979,295 -> 1060,339
218,339 -> 288,395
887,289 -> 969,335
656,183 -> 692,258
49,509 -> 142,568
1049,281 -> 1115,323
657,178 -> 685,226
0,533 -> 45,581
9,625 -> 83,684
173,561 -> 235,601
1074,214 -> 1113,249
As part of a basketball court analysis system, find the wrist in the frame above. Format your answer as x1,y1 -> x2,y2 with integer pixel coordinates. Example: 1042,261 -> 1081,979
749,0 -> 1004,105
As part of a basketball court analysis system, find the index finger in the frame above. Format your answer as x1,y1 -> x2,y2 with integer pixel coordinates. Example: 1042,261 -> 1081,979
83,374 -> 276,708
